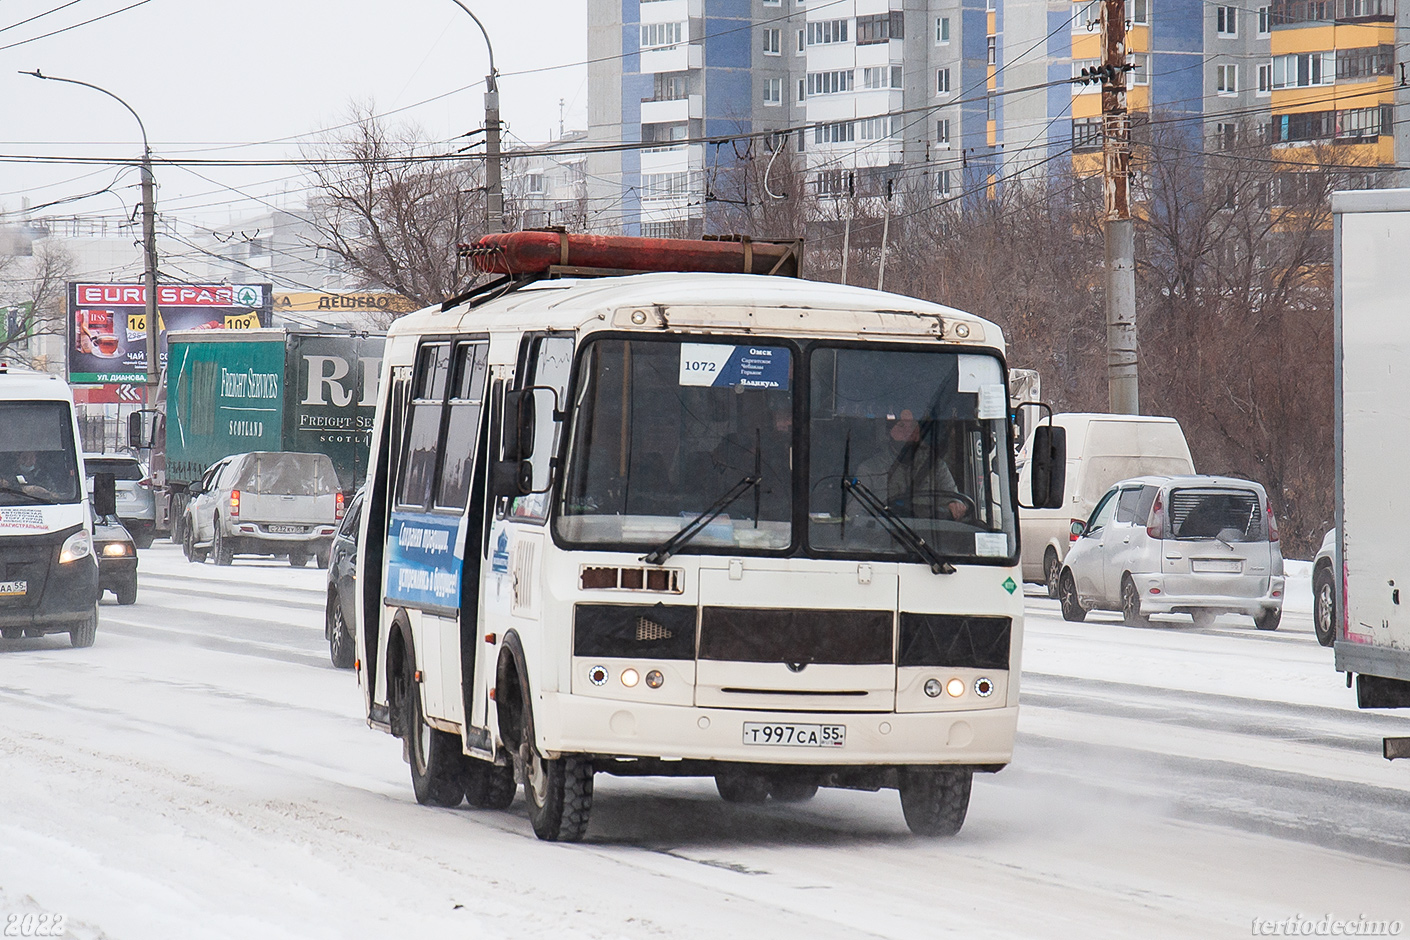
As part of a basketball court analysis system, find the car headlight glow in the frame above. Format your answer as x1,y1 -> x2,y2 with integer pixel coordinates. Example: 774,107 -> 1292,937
59,530 -> 93,564
102,542 -> 132,557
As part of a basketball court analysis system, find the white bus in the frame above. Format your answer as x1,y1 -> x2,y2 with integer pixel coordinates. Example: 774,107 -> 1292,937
0,363 -> 113,647
355,236 -> 1064,841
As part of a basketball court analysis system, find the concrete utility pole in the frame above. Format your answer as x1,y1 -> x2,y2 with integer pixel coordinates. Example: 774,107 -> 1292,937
448,2 -> 504,234
1101,0 -> 1138,414
22,70 -> 160,388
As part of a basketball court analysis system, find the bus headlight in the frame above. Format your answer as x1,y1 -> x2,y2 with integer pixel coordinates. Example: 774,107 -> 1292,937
946,678 -> 966,698
59,531 -> 93,564
620,667 -> 640,688
924,678 -> 943,698
645,669 -> 664,689
974,677 -> 994,698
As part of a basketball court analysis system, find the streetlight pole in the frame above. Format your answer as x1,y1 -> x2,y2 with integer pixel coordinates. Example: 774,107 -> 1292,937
447,1 -> 504,234
22,69 -> 161,389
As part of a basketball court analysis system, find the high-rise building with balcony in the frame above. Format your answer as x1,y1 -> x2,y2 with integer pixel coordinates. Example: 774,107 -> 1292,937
585,0 -> 1404,234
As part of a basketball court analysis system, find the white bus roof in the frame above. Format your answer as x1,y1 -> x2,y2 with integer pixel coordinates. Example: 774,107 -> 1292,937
388,273 -> 1004,352
0,366 -> 75,403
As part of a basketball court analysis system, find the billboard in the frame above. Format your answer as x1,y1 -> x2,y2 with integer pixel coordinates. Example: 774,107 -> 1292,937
67,283 -> 273,384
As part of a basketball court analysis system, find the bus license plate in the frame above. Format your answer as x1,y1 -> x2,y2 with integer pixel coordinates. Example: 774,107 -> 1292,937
0,580 -> 26,596
743,722 -> 845,748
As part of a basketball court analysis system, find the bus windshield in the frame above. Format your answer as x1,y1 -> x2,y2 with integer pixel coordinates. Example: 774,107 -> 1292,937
557,337 -> 795,552
0,401 -> 81,506
807,345 -> 1016,563
556,336 -> 1016,564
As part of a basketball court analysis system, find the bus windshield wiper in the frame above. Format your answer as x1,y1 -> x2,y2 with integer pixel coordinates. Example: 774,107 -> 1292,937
842,477 -> 956,575
0,481 -> 52,505
643,475 -> 760,565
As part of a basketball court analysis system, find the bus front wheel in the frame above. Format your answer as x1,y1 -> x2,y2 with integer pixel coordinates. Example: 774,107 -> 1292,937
523,749 -> 594,842
398,660 -> 465,808
898,766 -> 972,836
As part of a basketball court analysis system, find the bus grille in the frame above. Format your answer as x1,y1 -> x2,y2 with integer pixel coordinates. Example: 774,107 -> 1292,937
898,614 -> 1011,669
573,603 -> 697,660
699,608 -> 893,665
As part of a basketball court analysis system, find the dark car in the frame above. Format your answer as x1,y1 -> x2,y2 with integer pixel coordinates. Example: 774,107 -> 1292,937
92,509 -> 137,605
325,489 -> 363,668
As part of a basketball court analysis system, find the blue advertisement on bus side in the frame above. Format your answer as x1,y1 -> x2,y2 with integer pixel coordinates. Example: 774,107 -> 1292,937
385,511 -> 464,609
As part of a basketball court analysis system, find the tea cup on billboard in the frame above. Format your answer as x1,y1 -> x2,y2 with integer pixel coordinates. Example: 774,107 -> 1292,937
76,308 -> 118,356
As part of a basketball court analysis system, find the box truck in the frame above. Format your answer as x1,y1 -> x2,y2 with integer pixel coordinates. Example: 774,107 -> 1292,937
1333,189 -> 1410,761
132,329 -> 383,540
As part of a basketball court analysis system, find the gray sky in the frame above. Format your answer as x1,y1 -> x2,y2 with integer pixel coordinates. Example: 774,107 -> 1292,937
2,0 -> 589,225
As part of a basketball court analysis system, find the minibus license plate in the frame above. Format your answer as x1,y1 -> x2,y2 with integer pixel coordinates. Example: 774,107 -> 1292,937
743,722 -> 845,747
0,580 -> 26,596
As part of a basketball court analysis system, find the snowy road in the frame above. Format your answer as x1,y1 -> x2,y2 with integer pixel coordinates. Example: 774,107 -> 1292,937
2,545 -> 1407,939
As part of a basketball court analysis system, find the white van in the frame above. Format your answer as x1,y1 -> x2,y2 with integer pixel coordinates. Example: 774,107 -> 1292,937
0,364 -> 104,646
1018,413 -> 1194,595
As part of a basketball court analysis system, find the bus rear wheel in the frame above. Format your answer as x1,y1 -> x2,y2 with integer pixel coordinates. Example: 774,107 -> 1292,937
898,766 -> 972,836
464,757 -> 517,810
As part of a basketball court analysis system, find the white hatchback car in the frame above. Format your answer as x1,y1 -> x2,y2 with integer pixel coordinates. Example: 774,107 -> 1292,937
1058,475 -> 1285,630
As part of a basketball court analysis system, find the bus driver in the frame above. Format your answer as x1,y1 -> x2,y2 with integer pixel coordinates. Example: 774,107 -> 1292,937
855,409 -> 969,521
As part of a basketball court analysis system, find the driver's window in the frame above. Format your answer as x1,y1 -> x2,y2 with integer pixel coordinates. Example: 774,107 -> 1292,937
1085,489 -> 1119,535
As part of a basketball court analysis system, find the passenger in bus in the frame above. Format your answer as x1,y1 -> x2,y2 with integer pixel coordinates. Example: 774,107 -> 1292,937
855,410 -> 969,520
0,449 -> 71,502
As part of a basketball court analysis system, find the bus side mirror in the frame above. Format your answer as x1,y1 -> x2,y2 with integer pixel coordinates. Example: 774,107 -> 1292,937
501,390 -> 536,461
1029,425 -> 1067,509
92,472 -> 117,518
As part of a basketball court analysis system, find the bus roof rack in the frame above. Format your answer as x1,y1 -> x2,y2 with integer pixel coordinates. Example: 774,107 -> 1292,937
457,230 -> 803,280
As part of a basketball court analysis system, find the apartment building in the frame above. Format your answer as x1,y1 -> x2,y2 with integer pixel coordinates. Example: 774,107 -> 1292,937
585,0 -> 1406,231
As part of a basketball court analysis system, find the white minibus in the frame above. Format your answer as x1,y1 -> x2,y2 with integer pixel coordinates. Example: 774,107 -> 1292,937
0,364 -> 112,646
355,235 -> 1064,841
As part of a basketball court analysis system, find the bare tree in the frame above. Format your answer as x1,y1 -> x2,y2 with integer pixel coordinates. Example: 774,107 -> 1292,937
0,238 -> 75,367
304,104 -> 486,307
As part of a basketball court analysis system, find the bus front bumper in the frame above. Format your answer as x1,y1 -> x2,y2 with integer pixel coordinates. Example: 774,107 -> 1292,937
536,693 -> 1018,767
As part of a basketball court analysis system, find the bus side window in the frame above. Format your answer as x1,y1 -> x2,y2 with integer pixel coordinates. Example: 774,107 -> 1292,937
508,336 -> 574,521
398,343 -> 452,510
435,342 -> 490,511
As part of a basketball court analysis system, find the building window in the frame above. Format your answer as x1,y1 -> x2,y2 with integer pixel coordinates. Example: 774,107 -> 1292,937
1272,51 -> 1333,87
797,127 -> 806,152
1216,5 -> 1237,35
1257,4 -> 1271,33
856,11 -> 904,44
1336,45 -> 1394,81
640,22 -> 684,48
936,16 -> 950,42
986,94 -> 994,121
816,169 -> 850,195
1132,0 -> 1150,25
1073,0 -> 1099,33
987,36 -> 997,65
1215,122 -> 1236,150
762,27 -> 781,54
938,169 -> 953,197
797,78 -> 806,103
937,118 -> 951,146
1072,117 -> 1103,151
763,0 -> 780,5
862,66 -> 903,89
1258,62 -> 1272,94
806,19 -> 849,44
1071,58 -> 1100,92
814,121 -> 856,143
986,0 -> 995,11
858,115 -> 898,140
797,28 -> 806,53
526,172 -> 545,193
642,172 -> 692,197
936,67 -> 951,94
763,77 -> 782,105
1216,63 -> 1237,94
1129,53 -> 1149,84
807,69 -> 855,95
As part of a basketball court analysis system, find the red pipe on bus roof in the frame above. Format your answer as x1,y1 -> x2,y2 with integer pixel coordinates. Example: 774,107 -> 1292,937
463,231 -> 800,278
